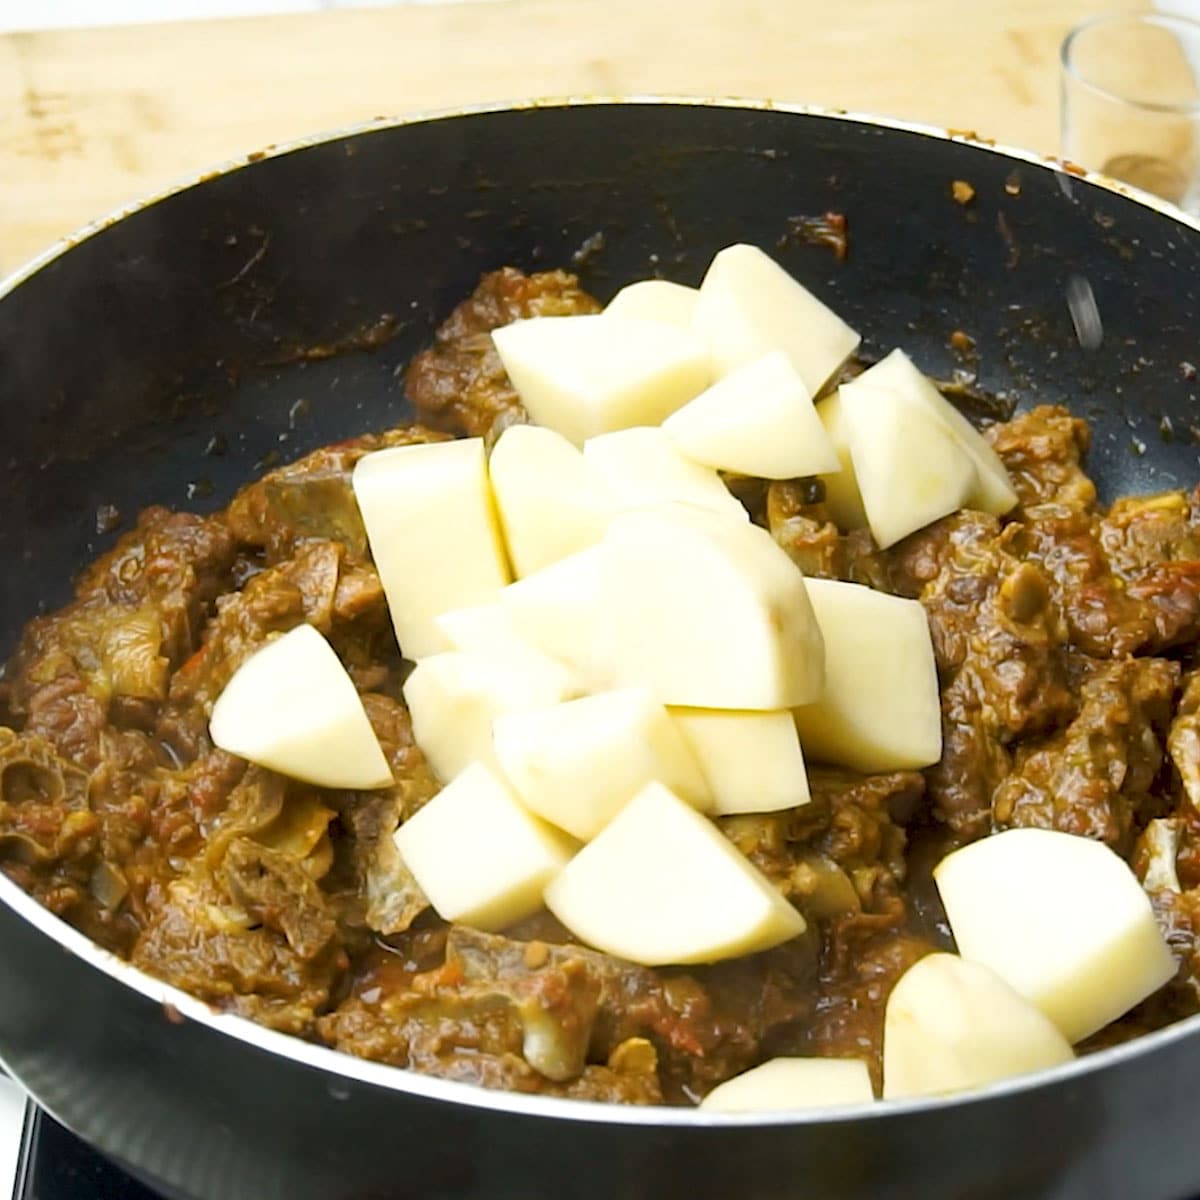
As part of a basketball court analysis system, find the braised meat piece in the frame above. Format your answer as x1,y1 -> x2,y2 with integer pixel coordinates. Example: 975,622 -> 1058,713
992,656 -> 1179,852
986,404 -> 1097,511
766,480 -> 891,589
225,425 -> 449,563
405,268 -> 600,439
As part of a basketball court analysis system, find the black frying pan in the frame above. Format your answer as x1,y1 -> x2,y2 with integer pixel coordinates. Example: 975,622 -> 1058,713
2,99 -> 1200,1200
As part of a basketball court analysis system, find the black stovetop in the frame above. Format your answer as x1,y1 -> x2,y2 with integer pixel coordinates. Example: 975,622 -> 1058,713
16,1108 -> 160,1200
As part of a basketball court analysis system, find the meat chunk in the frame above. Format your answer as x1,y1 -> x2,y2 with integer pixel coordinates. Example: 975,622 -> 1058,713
225,425 -> 449,563
766,480 -> 891,589
992,657 -> 1179,852
405,268 -> 601,439
891,509 -> 1073,840
986,404 -> 1096,511
4,509 -> 237,768
131,873 -> 341,1035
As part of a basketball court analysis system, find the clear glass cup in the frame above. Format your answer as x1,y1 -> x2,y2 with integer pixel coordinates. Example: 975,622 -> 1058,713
1061,11 -> 1200,213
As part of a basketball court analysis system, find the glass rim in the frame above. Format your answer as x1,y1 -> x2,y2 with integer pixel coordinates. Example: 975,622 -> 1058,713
1061,10 -> 1200,116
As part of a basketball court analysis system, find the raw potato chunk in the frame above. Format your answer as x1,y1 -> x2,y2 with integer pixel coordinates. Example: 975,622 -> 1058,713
793,579 -> 941,772
488,425 -> 616,577
700,1058 -> 874,1112
838,373 -> 978,549
494,688 -> 712,840
352,438 -> 510,659
883,953 -> 1074,1099
815,390 -> 868,531
662,351 -> 841,480
934,828 -> 1177,1044
582,426 -> 748,521
671,707 -> 811,815
854,350 -> 1018,515
692,243 -> 861,396
544,781 -> 805,965
402,651 -> 569,783
210,624 -> 392,789
491,314 -> 710,446
605,279 -> 700,328
600,504 -> 824,709
433,604 -> 580,698
499,547 -> 609,689
394,764 -> 573,931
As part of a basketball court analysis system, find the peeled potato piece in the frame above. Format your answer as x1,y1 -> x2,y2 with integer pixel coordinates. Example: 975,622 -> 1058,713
700,1058 -> 874,1112
491,314 -> 709,446
860,349 -> 1018,515
670,707 -> 811,815
838,375 -> 978,549
433,603 -> 582,698
792,579 -> 941,772
488,424 -> 616,577
544,781 -> 805,965
499,546 -> 609,689
691,243 -> 861,397
394,763 -> 573,931
402,651 -> 569,783
662,351 -> 841,480
494,687 -> 711,841
605,279 -> 700,328
934,828 -> 1177,1044
582,426 -> 748,521
815,390 -> 869,531
600,504 -> 825,710
210,624 -> 392,790
352,438 -> 510,659
883,953 -> 1074,1099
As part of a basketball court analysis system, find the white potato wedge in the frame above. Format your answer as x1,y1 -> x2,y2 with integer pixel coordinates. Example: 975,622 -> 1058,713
934,828 -> 1177,1043
700,1058 -> 874,1112
855,350 -> 1018,515
692,243 -> 860,396
491,314 -> 709,445
544,781 -> 805,965
352,438 -> 510,659
662,351 -> 841,480
210,624 -> 393,790
882,953 -> 1074,1099
488,424 -> 616,577
393,763 -> 573,931
494,687 -> 711,840
582,426 -> 748,521
838,374 -> 978,548
600,504 -> 824,709
815,390 -> 869,531
433,603 -> 580,698
402,651 -> 569,783
670,707 -> 811,815
793,579 -> 941,772
499,546 -> 609,689
605,279 -> 700,328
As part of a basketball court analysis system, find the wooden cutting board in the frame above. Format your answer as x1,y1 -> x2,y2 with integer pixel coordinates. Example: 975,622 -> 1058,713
0,0 -> 1127,274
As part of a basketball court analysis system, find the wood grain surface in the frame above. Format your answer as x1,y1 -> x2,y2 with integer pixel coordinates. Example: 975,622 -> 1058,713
0,0 -> 1135,273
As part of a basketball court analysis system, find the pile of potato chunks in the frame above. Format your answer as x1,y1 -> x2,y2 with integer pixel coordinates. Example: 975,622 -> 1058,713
208,245 -> 1175,1111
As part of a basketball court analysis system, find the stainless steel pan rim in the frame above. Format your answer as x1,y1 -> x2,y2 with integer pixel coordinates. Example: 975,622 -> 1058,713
1,94 -> 1195,1129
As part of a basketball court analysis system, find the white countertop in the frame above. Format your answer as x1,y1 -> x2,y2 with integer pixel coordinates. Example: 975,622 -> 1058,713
0,1079 -> 26,1197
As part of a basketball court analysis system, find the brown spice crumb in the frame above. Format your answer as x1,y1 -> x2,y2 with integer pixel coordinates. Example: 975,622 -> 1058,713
162,1002 -> 185,1026
952,180 -> 976,205
949,330 -> 976,354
